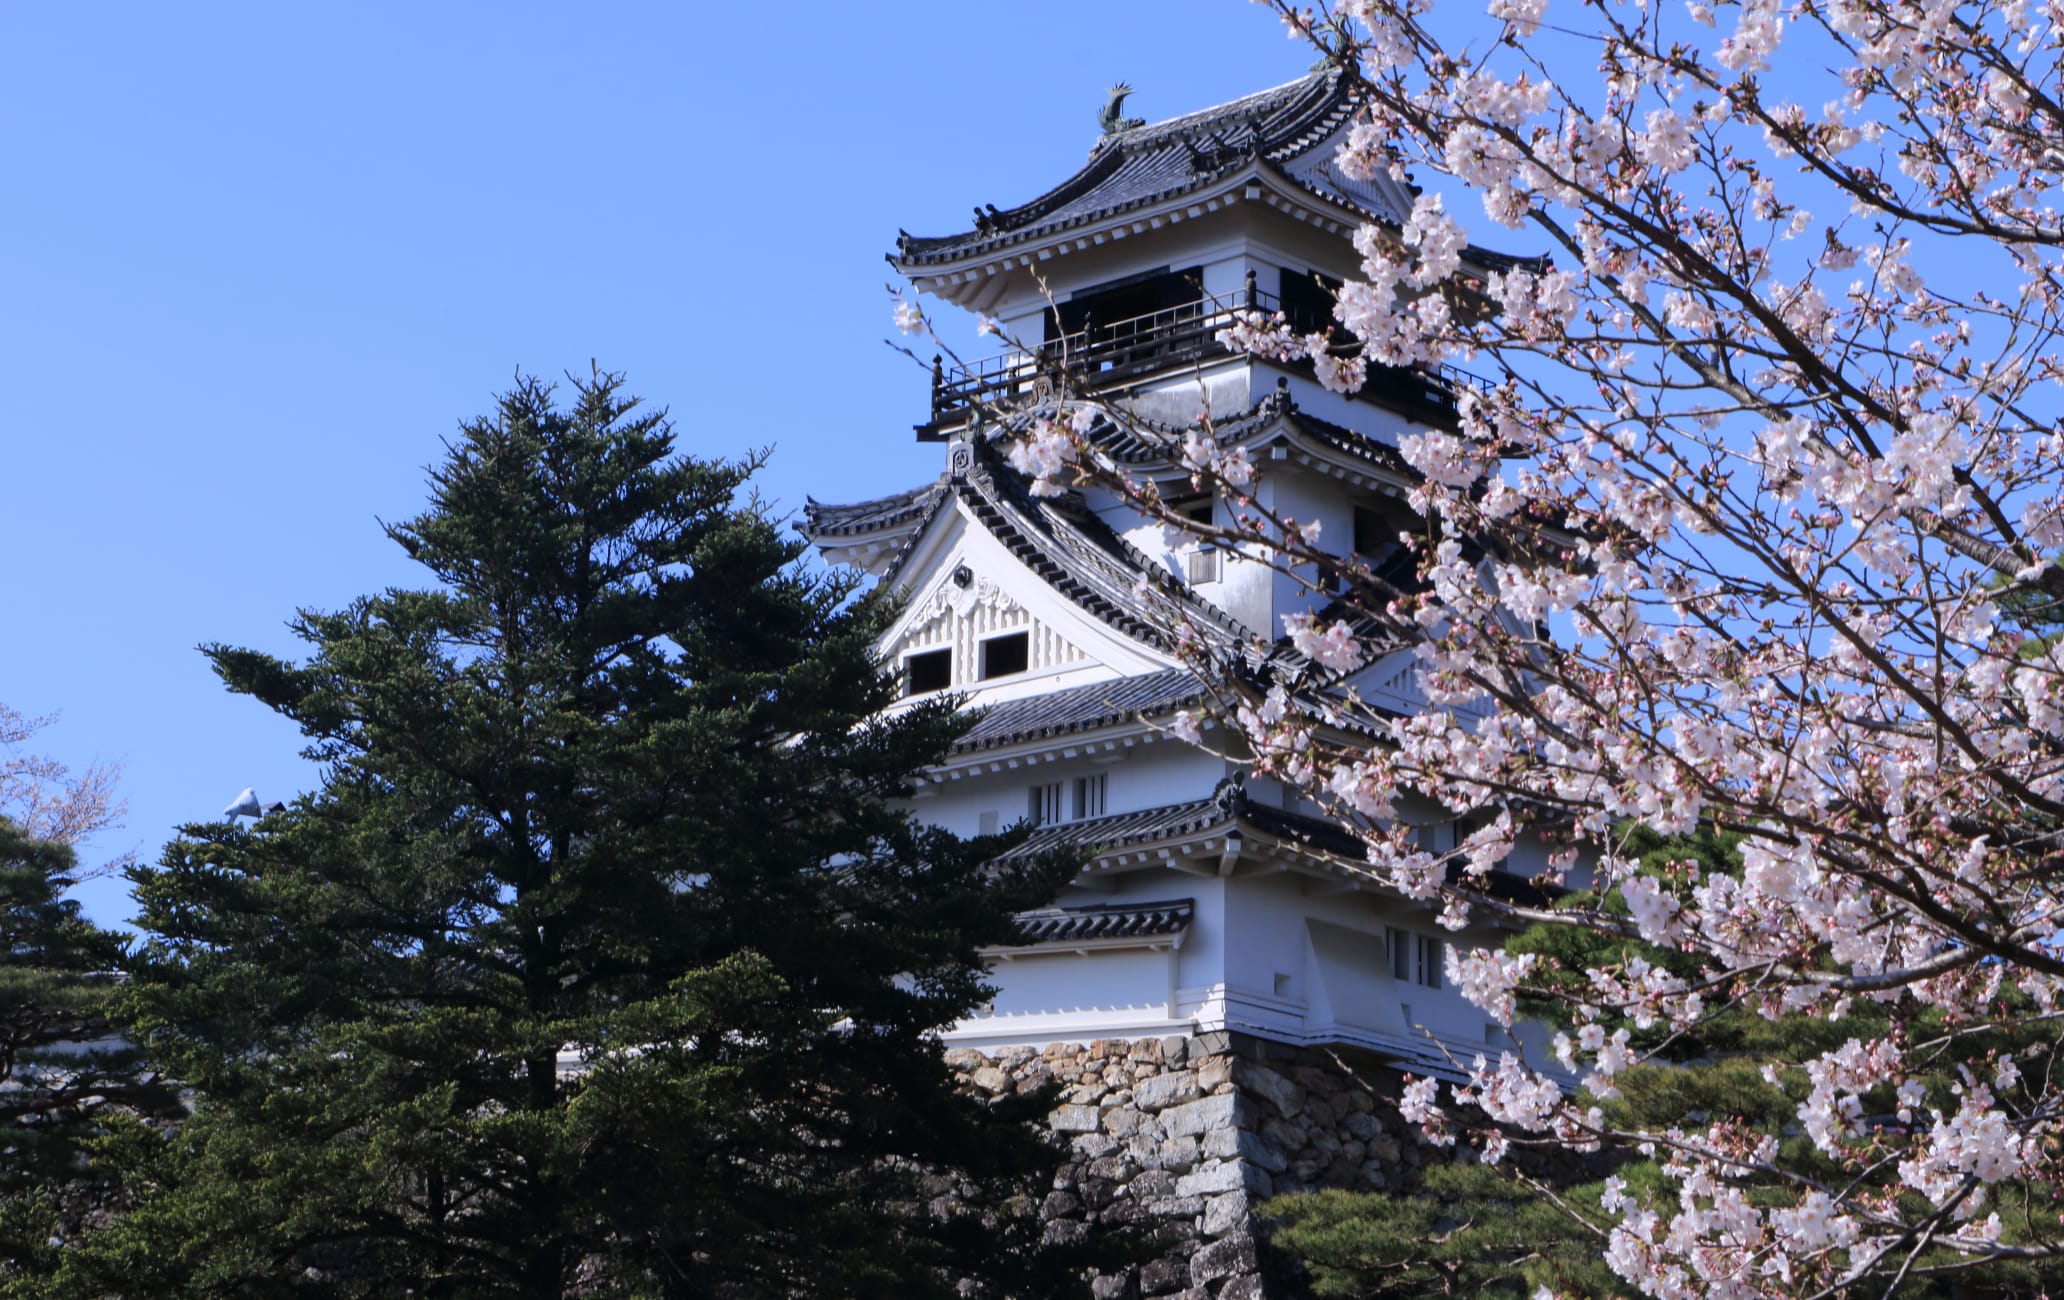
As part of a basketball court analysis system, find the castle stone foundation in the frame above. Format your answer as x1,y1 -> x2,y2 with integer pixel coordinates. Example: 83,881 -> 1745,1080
945,1031 -> 1423,1299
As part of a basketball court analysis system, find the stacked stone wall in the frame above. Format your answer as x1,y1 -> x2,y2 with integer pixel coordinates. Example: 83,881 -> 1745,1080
944,1031 -> 1423,1299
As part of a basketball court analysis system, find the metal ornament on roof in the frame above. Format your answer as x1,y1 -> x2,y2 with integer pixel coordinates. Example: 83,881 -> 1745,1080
1097,83 -> 1145,136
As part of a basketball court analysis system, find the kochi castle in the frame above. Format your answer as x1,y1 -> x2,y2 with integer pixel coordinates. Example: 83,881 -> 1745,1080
804,69 -> 1560,1080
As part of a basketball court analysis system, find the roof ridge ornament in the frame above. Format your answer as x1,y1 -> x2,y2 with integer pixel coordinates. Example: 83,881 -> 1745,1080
1098,83 -> 1146,136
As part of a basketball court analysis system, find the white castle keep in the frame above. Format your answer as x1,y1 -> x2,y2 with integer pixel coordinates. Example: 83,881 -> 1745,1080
805,70 -> 1562,1082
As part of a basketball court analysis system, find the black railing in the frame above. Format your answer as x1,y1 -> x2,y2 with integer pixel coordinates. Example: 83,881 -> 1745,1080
924,285 -> 1465,435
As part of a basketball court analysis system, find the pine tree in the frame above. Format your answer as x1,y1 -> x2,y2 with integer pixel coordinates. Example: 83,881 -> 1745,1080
0,818 -> 172,1282
39,372 -> 1081,1299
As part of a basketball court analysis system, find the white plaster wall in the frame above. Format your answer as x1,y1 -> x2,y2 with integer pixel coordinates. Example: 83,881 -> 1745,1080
912,743 -> 1229,841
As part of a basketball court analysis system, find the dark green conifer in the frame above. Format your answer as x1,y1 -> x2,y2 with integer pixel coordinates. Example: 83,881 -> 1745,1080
0,818 -> 172,1283
41,372 -> 1079,1299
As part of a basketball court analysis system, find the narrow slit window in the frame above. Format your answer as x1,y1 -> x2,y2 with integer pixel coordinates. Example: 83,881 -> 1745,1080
1029,782 -> 1064,826
1387,927 -> 1409,982
1417,935 -> 1444,989
980,632 -> 1029,679
1073,773 -> 1107,820
905,648 -> 951,695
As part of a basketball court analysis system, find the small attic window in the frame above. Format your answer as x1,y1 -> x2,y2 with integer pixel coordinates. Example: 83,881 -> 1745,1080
979,632 -> 1029,680
905,648 -> 951,695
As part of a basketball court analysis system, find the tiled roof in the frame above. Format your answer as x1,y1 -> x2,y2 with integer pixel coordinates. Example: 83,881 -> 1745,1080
1011,898 -> 1194,945
896,74 -> 1387,269
952,669 -> 1206,754
989,781 -> 1565,906
802,482 -> 946,538
991,792 -> 1235,864
893,71 -> 1536,276
1089,387 -> 1421,480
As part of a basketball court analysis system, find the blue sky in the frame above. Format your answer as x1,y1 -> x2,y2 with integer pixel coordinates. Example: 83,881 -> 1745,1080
2,4 -> 1314,923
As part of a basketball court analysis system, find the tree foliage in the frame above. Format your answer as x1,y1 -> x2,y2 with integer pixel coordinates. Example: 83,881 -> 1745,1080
1267,830 -> 2064,1298
0,704 -> 172,1286
37,373 -> 1081,1299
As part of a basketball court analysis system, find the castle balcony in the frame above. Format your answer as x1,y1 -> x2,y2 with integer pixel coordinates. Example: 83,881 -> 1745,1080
919,281 -> 1464,441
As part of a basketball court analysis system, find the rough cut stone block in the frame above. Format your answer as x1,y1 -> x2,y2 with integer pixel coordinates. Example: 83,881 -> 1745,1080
1235,1059 -> 1305,1119
1041,1190 -> 1081,1219
1052,1104 -> 1102,1133
1157,1134 -> 1200,1173
1099,1197 -> 1152,1227
970,1065 -> 1013,1094
943,1047 -> 986,1071
1341,1110 -> 1382,1142
1140,1255 -> 1188,1295
1188,1233 -> 1256,1286
1072,1133 -> 1120,1160
1201,1190 -> 1249,1238
1132,1069 -> 1201,1112
1130,1168 -> 1175,1198
1042,1218 -> 1090,1247
1163,1092 -> 1242,1138
1160,1035 -> 1189,1065
1103,1106 -> 1143,1138
1237,1129 -> 1287,1173
1174,1161 -> 1244,1197
1196,1055 -> 1233,1092
1126,1132 -> 1162,1170
1087,1154 -> 1135,1183
1090,1272 -> 1134,1300
1217,1275 -> 1265,1300
1147,1194 -> 1206,1219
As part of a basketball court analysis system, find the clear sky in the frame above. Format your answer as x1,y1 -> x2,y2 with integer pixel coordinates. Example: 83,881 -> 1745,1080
2,3 -> 1314,923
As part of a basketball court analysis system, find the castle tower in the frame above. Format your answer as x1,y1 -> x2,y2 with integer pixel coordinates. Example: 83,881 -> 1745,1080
805,73 -> 1561,1294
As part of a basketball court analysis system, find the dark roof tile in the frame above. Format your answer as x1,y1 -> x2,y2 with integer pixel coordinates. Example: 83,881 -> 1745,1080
1011,898 -> 1194,945
953,669 -> 1205,754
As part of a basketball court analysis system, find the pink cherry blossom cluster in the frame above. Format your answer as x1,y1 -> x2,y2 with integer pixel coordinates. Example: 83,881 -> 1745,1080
953,0 -> 2064,1280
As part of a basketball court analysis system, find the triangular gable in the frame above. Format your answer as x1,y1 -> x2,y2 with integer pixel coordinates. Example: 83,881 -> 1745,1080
881,497 -> 1177,694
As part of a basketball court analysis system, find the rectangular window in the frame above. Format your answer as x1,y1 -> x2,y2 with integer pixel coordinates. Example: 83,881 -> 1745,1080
1279,267 -> 1344,336
905,648 -> 951,695
978,810 -> 999,836
1417,935 -> 1444,990
1073,773 -> 1107,820
1029,782 -> 1064,826
980,632 -> 1029,679
1354,506 -> 1386,557
1185,548 -> 1222,585
1387,926 -> 1410,982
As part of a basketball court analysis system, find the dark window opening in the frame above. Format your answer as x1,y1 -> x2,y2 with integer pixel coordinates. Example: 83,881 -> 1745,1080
1280,267 -> 1344,336
1354,506 -> 1388,557
905,648 -> 951,695
979,632 -> 1029,680
1045,266 -> 1204,342
1181,497 -> 1213,527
